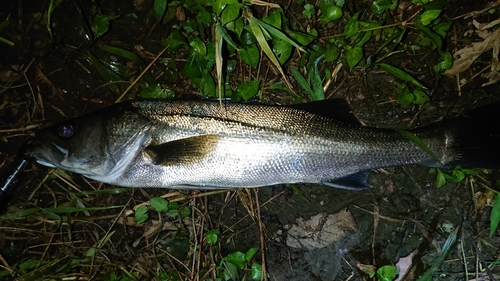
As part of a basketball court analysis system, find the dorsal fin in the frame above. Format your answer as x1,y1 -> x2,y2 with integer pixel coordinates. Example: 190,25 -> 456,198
290,99 -> 360,125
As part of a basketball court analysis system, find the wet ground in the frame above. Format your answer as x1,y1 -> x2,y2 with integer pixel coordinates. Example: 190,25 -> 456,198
0,0 -> 500,280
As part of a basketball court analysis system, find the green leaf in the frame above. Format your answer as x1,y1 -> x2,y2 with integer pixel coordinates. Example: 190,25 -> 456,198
223,261 -> 238,280
310,55 -> 325,101
324,45 -> 340,62
139,84 -> 175,99
435,169 -> 447,188
250,263 -> 263,280
490,193 -> 500,237
224,251 -> 246,269
245,247 -> 259,262
377,265 -> 397,281
412,90 -> 430,104
93,14 -> 120,38
154,0 -> 168,22
303,4 -> 315,19
286,29 -> 317,46
150,197 -> 169,212
253,18 -> 305,52
237,79 -> 261,101
190,37 -> 207,55
291,68 -> 314,95
161,29 -> 188,51
320,5 -> 343,24
344,45 -> 363,70
273,39 -> 293,65
19,259 -> 40,272
420,10 -> 441,25
343,13 -> 359,37
238,44 -> 259,68
379,63 -> 427,89
135,205 -> 149,224
221,3 -> 242,26
372,0 -> 397,15
206,229 -> 220,245
262,9 -> 282,28
434,51 -> 453,73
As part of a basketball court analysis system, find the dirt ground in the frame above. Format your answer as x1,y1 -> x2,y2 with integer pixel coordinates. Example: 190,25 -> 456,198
0,0 -> 499,280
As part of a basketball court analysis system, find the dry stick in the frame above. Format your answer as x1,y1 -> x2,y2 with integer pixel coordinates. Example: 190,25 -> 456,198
254,189 -> 268,281
115,45 -> 169,103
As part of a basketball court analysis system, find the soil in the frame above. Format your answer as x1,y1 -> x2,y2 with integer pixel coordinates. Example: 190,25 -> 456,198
0,0 -> 499,280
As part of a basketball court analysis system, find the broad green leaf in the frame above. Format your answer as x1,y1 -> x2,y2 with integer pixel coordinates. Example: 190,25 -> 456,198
190,37 -> 207,55
372,0 -> 397,15
273,38 -> 293,65
303,4 -> 315,19
93,14 -> 120,38
226,16 -> 244,36
434,22 -> 452,38
135,205 -> 149,224
435,169 -> 447,188
344,45 -> 363,70
223,261 -> 238,280
413,90 -> 430,104
377,265 -> 397,281
343,13 -> 359,37
250,263 -> 263,280
320,5 -> 343,23
238,44 -> 259,68
324,45 -> 340,62
139,84 -> 175,99
236,79 -> 261,101
490,193 -> 500,237
19,259 -> 40,272
420,10 -> 441,26
245,247 -> 259,261
161,29 -> 188,51
286,29 -> 317,46
150,197 -> 169,212
379,63 -> 427,89
206,229 -> 220,245
224,251 -> 246,269
154,0 -> 168,22
262,9 -> 282,28
434,51 -> 453,73
221,3 -> 242,26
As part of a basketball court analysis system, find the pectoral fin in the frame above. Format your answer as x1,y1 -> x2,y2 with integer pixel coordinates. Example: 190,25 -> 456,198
145,134 -> 220,166
321,171 -> 371,190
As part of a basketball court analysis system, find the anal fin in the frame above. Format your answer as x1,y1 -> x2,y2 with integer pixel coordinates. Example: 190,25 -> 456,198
321,171 -> 371,190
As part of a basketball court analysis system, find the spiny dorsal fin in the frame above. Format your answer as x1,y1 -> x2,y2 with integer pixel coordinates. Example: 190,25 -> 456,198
145,135 -> 220,166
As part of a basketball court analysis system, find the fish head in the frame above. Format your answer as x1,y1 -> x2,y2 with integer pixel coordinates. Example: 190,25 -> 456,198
27,103 -> 152,182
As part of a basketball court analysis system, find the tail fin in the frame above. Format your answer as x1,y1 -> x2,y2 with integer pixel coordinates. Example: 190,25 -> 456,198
444,103 -> 500,169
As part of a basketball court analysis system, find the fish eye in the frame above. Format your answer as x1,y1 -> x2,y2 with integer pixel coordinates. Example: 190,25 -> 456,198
58,123 -> 74,139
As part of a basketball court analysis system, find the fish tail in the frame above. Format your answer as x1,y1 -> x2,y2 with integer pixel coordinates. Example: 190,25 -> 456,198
443,103 -> 500,169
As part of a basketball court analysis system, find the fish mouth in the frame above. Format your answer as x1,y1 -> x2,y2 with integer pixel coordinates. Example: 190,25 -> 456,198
26,139 -> 67,167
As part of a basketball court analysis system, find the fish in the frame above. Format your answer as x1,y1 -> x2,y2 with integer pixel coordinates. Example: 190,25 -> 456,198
25,99 -> 500,190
